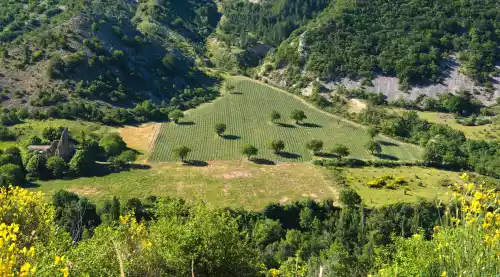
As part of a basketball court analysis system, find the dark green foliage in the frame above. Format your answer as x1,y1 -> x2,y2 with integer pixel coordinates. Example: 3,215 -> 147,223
42,126 -> 65,141
215,122 -> 227,136
52,190 -> 102,241
172,146 -> 191,162
100,196 -> 122,223
69,148 -> 95,176
291,109 -> 306,124
270,110 -> 281,123
242,144 -> 258,160
30,89 -> 66,107
0,163 -> 24,186
0,0 -> 220,126
306,139 -> 323,155
367,126 -> 380,139
273,0 -> 500,85
168,109 -> 184,124
0,125 -> 16,141
46,156 -> 67,178
109,150 -> 137,171
99,133 -> 126,157
252,218 -> 284,246
219,0 -> 330,46
330,144 -> 350,159
366,140 -> 381,155
0,109 -> 22,126
269,139 -> 285,154
339,187 -> 361,208
25,153 -> 49,180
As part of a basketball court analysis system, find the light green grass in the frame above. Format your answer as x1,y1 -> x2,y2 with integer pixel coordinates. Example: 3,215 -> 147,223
341,166 -> 462,207
416,111 -> 500,141
11,119 -> 113,140
2,119 -> 114,150
150,78 -> 423,162
34,161 -> 338,210
35,162 -> 471,209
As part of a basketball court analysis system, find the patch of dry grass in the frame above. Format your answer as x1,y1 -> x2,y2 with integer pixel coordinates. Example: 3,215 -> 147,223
34,161 -> 338,210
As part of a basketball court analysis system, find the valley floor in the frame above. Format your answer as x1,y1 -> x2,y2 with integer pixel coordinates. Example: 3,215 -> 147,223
34,161 -> 460,209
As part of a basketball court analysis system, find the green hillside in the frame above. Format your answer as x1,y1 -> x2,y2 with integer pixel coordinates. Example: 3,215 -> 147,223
0,0 -> 220,124
262,0 -> 500,87
149,77 -> 422,162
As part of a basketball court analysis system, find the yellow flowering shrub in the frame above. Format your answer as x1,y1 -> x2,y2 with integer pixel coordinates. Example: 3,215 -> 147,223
376,174 -> 500,276
0,186 -> 69,276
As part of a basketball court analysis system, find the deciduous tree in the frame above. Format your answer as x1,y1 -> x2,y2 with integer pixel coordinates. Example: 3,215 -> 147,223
291,109 -> 306,124
242,144 -> 258,160
269,139 -> 285,154
215,122 -> 227,136
306,139 -> 323,155
173,146 -> 191,162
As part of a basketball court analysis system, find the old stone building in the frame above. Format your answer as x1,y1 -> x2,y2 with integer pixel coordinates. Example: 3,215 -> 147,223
28,128 -> 73,160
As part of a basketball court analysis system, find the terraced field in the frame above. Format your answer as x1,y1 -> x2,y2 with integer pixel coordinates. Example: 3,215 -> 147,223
149,77 -> 423,162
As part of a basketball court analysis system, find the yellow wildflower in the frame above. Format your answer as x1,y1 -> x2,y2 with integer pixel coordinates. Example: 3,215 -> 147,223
441,271 -> 447,277
55,255 -> 61,265
59,267 -> 69,277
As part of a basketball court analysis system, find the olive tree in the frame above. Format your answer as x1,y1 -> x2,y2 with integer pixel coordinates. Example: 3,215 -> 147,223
169,110 -> 184,124
172,146 -> 191,162
291,110 -> 306,124
330,144 -> 350,159
242,144 -> 258,160
306,139 -> 323,155
215,122 -> 227,136
269,140 -> 285,154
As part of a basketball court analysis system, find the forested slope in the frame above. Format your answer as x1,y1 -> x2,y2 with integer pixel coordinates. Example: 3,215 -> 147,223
260,0 -> 500,94
0,0 -> 220,124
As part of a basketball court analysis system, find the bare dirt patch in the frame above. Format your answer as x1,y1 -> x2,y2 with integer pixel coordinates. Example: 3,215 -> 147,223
348,99 -> 367,113
280,196 -> 290,204
70,187 -> 100,196
119,123 -> 160,153
223,171 -> 253,179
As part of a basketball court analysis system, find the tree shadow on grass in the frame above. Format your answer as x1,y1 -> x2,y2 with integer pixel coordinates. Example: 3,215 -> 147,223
277,152 -> 302,159
376,153 -> 399,161
378,140 -> 398,146
298,122 -> 322,128
251,158 -> 276,165
316,152 -> 338,159
183,160 -> 209,167
177,121 -> 195,126
276,123 -> 296,128
129,164 -> 152,170
22,182 -> 40,189
222,134 -> 241,140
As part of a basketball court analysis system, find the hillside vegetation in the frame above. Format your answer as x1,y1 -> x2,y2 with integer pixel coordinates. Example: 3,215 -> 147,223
0,0 -> 220,124
261,0 -> 500,89
3,175 -> 500,276
149,78 -> 422,162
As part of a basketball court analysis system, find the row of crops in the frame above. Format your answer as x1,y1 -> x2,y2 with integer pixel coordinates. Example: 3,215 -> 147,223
149,78 -> 423,162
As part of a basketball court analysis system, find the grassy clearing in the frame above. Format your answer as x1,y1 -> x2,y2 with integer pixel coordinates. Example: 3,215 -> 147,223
416,111 -> 500,141
2,119 -> 114,150
34,161 -> 338,210
150,77 -> 422,162
337,166 -> 462,207
34,161 -> 471,209
118,123 -> 160,158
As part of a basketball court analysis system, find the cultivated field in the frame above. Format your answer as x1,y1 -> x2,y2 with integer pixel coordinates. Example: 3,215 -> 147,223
149,78 -> 423,162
